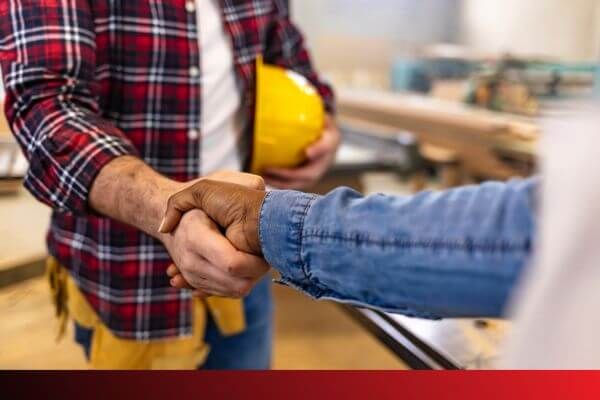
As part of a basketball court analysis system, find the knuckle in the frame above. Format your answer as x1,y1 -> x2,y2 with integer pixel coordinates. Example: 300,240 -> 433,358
220,253 -> 234,271
224,256 -> 244,276
191,185 -> 205,203
225,262 -> 239,276
251,175 -> 265,190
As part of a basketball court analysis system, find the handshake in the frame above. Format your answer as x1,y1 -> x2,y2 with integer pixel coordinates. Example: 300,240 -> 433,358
157,172 -> 271,298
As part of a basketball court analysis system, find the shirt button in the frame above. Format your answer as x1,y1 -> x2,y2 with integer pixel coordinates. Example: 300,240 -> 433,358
185,1 -> 195,13
189,66 -> 200,78
188,129 -> 199,140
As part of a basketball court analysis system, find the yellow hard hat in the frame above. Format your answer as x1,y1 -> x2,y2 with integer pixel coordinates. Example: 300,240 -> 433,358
250,56 -> 325,174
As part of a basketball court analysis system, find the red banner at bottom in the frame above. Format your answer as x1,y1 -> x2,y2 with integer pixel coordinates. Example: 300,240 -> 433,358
1,371 -> 599,399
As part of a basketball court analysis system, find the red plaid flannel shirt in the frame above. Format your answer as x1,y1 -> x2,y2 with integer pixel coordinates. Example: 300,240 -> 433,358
0,0 -> 334,339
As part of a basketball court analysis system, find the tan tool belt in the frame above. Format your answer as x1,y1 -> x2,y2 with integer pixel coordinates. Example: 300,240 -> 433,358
46,257 -> 245,369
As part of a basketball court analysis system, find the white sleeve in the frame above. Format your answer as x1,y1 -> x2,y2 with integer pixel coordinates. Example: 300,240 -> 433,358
502,103 -> 600,368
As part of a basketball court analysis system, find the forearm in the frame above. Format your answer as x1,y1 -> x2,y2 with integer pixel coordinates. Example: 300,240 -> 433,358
90,156 -> 183,238
260,178 -> 538,319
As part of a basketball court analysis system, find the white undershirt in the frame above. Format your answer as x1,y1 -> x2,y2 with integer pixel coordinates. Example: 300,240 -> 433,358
196,0 -> 246,175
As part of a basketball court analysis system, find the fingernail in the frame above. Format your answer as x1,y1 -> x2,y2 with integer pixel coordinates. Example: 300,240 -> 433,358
158,218 -> 166,233
170,279 -> 175,286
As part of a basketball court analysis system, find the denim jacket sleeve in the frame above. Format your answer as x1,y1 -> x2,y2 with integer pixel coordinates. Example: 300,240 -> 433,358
259,178 -> 538,319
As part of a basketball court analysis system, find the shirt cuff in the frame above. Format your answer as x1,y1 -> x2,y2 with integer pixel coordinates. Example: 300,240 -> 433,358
24,120 -> 139,215
258,190 -> 318,284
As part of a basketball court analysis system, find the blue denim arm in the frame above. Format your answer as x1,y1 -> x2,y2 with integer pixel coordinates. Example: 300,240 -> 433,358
259,178 -> 537,319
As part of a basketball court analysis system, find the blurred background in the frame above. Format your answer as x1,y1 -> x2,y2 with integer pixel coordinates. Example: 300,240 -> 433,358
296,0 -> 599,87
1,0 -> 599,370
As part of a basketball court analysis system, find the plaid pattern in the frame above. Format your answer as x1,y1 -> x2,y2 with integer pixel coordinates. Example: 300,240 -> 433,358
0,0 -> 334,339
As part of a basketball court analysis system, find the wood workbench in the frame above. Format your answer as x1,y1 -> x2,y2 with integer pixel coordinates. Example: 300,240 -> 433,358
337,88 -> 540,181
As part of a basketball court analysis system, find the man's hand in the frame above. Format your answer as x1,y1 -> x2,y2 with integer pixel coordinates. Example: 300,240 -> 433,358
158,178 -> 269,297
90,158 -> 268,298
159,179 -> 266,254
161,208 -> 269,298
263,115 -> 340,189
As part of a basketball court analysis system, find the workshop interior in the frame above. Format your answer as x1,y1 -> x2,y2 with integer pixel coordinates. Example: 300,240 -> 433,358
1,0 -> 599,370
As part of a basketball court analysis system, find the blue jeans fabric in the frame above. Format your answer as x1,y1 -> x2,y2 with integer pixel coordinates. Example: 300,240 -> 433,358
74,276 -> 273,370
260,178 -> 538,320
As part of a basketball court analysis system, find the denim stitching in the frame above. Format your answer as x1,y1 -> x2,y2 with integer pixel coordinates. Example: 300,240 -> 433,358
257,191 -> 273,256
296,194 -> 319,282
302,231 -> 531,254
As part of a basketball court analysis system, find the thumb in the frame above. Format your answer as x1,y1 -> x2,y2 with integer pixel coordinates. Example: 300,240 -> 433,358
158,189 -> 200,233
159,180 -> 238,234
207,171 -> 266,191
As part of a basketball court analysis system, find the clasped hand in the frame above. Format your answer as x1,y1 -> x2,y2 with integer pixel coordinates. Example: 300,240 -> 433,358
157,171 -> 269,298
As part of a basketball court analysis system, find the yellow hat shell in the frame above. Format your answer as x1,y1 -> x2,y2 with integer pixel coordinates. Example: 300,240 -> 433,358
251,56 -> 325,174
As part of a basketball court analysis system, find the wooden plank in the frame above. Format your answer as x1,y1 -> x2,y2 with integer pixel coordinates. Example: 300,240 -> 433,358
337,88 -> 539,159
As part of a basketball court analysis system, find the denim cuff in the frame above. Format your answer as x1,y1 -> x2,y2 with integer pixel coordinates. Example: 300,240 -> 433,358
259,190 -> 318,285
